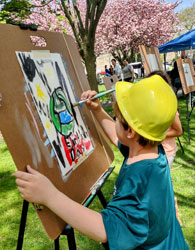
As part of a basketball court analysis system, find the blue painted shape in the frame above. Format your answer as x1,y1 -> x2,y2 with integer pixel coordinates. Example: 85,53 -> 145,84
24,84 -> 30,92
59,110 -> 72,124
50,149 -> 55,158
44,138 -> 50,146
43,130 -> 47,138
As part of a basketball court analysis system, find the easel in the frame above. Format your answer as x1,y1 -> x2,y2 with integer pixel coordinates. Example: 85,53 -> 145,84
138,45 -> 163,75
176,57 -> 195,144
17,167 -> 114,250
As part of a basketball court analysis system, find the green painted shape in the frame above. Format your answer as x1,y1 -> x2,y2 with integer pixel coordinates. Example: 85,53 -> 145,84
50,97 -> 61,133
50,88 -> 74,136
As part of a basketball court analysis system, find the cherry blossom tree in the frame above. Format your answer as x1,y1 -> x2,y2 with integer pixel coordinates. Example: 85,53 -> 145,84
25,0 -> 107,91
4,0 -> 181,87
96,0 -> 181,65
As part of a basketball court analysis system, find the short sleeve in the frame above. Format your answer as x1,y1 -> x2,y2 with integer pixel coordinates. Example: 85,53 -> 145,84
128,64 -> 133,71
100,168 -> 149,250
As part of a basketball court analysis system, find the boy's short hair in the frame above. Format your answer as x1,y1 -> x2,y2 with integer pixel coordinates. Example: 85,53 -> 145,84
147,70 -> 172,88
114,102 -> 162,147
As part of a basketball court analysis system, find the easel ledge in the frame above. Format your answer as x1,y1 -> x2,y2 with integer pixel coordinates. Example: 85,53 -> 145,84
17,167 -> 115,250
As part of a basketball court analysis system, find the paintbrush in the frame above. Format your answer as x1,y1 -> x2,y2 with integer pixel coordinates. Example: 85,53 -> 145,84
73,88 -> 115,107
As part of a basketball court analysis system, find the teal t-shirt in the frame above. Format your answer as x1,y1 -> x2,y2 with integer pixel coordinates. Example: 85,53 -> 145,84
100,142 -> 189,250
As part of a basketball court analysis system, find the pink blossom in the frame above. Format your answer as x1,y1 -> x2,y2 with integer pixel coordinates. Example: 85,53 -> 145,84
25,0 -> 181,57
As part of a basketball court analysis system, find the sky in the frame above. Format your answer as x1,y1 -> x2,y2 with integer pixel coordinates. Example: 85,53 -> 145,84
166,0 -> 195,12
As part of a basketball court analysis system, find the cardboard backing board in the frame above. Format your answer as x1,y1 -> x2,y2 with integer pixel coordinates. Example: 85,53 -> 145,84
103,75 -> 118,90
176,57 -> 195,94
139,45 -> 163,75
0,24 -> 114,239
103,75 -> 118,102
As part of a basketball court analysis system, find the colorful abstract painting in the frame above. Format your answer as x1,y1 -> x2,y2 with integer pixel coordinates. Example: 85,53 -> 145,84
16,51 -> 94,179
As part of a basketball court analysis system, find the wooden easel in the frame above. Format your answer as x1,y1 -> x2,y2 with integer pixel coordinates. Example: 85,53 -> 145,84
139,45 -> 163,75
0,24 -> 114,242
17,167 -> 114,250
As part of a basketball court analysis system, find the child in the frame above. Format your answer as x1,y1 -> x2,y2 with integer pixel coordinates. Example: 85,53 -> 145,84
14,75 -> 189,249
148,70 -> 183,226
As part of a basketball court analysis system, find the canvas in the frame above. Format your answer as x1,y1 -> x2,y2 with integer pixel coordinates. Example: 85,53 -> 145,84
16,51 -> 94,179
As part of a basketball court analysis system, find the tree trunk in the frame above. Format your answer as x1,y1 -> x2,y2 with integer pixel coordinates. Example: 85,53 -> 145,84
84,50 -> 98,92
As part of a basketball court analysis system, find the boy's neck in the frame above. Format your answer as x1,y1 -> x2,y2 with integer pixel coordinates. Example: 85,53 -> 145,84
127,142 -> 158,165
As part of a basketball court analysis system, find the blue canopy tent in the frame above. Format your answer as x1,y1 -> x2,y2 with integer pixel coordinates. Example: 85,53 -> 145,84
158,29 -> 195,53
158,29 -> 195,145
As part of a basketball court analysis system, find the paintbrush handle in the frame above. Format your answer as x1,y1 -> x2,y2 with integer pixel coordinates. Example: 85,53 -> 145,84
73,88 -> 115,107
90,88 -> 115,100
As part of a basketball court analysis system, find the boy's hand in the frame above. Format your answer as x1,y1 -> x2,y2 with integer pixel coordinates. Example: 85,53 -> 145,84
13,165 -> 58,206
81,90 -> 102,112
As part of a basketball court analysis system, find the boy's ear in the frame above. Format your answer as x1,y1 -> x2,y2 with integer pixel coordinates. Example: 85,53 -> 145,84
127,127 -> 136,139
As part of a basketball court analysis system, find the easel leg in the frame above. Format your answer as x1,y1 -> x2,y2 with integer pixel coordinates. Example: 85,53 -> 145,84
54,237 -> 60,250
65,225 -> 77,250
177,137 -> 184,154
186,94 -> 191,144
102,242 -> 110,250
97,190 -> 107,209
17,200 -> 29,250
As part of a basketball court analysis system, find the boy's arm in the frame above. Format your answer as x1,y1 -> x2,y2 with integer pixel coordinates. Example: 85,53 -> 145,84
166,114 -> 182,138
129,65 -> 134,82
14,166 -> 107,243
48,190 -> 107,242
81,90 -> 118,147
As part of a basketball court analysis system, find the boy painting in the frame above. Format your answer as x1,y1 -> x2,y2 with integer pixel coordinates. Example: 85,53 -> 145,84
14,75 -> 189,249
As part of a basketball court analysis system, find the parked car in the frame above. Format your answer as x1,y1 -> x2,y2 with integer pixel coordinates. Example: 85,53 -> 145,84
130,62 -> 142,78
97,72 -> 106,84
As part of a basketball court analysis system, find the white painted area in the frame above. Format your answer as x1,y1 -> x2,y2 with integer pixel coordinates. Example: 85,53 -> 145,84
147,54 -> 159,72
183,63 -> 194,87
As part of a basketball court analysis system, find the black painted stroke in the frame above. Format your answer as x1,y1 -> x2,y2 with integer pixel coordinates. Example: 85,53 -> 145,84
55,62 -> 78,125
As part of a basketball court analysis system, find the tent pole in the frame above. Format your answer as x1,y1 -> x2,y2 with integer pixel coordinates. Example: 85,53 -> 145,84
189,46 -> 193,59
164,53 -> 167,71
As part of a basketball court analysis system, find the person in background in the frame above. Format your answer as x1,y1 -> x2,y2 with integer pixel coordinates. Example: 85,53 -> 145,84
105,65 -> 111,77
109,65 -> 114,75
111,59 -> 122,81
141,62 -> 145,78
122,59 -> 134,83
148,70 -> 183,226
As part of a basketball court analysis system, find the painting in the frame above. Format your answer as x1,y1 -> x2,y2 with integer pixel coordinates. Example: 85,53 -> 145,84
16,51 -> 94,179
182,63 -> 194,87
147,54 -> 159,72
177,57 -> 195,94
139,45 -> 163,75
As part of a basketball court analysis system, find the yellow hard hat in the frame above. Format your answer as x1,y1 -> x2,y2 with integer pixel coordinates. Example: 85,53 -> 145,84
115,75 -> 177,141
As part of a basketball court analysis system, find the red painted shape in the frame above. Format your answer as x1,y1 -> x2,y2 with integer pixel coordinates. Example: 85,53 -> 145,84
85,140 -> 91,150
61,136 -> 72,165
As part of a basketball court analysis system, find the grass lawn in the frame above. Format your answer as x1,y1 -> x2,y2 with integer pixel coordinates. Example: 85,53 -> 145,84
0,90 -> 194,249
